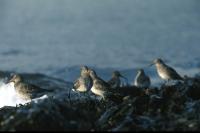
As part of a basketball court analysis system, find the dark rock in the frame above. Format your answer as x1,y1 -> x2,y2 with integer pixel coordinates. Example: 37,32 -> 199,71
0,71 -> 200,131
186,82 -> 200,100
112,86 -> 144,97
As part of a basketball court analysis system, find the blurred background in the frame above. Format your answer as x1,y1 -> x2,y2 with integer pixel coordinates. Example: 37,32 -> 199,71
0,0 -> 199,85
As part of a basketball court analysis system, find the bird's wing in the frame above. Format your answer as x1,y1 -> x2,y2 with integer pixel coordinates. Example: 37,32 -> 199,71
95,80 -> 109,91
108,77 -> 121,88
97,77 -> 110,88
16,83 -> 34,95
137,74 -> 146,83
23,83 -> 53,93
108,78 -> 115,86
102,79 -> 111,88
73,78 -> 81,89
146,76 -> 151,83
167,66 -> 183,80
145,76 -> 151,87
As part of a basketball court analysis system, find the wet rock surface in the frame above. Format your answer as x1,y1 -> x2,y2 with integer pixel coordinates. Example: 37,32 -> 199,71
0,72 -> 200,131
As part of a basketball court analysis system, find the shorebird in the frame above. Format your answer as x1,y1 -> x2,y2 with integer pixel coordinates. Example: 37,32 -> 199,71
73,66 -> 92,93
150,58 -> 183,81
108,71 -> 128,89
88,69 -> 110,100
134,69 -> 151,89
7,74 -> 53,100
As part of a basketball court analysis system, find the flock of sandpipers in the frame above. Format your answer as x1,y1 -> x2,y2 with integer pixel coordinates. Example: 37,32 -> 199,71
5,58 -> 184,101
73,58 -> 183,100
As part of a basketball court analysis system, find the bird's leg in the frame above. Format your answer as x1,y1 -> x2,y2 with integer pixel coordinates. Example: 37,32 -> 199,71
95,94 -> 97,100
101,95 -> 106,103
145,88 -> 148,95
94,95 -> 98,105
78,92 -> 80,98
68,89 -> 71,99
100,99 -> 103,105
101,97 -> 107,108
163,80 -> 167,85
86,92 -> 91,101
75,91 -> 81,103
85,92 -> 92,106
83,92 -> 89,101
68,89 -> 72,106
121,76 -> 129,87
167,79 -> 170,85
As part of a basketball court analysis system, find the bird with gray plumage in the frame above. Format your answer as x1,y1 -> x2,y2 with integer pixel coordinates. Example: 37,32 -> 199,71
89,69 -> 110,100
7,74 -> 53,100
73,66 -> 92,92
108,71 -> 128,89
134,69 -> 151,89
150,58 -> 183,81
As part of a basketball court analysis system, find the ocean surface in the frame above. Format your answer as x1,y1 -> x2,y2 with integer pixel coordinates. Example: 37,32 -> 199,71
0,0 -> 199,85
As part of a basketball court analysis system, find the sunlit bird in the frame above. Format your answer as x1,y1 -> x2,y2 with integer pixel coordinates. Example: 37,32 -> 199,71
89,69 -> 110,100
134,69 -> 151,89
73,66 -> 92,92
7,74 -> 53,100
149,58 -> 183,81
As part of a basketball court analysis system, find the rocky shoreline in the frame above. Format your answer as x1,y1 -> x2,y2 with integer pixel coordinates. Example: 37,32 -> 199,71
0,71 -> 200,131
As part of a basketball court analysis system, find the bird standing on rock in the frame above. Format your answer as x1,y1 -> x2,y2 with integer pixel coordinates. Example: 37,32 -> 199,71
108,71 -> 128,89
134,69 -> 151,89
150,58 -> 183,81
73,66 -> 92,93
88,69 -> 110,100
7,74 -> 53,100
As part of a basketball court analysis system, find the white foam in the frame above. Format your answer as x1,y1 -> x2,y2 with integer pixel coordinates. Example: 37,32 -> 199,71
0,81 -> 50,108
0,81 -> 29,108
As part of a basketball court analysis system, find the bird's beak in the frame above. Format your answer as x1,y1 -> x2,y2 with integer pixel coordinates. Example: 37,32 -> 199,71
119,74 -> 125,79
148,62 -> 155,67
119,74 -> 129,83
6,77 -> 14,84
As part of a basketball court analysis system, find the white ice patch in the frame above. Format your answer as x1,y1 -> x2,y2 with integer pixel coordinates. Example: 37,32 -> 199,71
32,94 -> 48,104
0,80 -> 48,108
